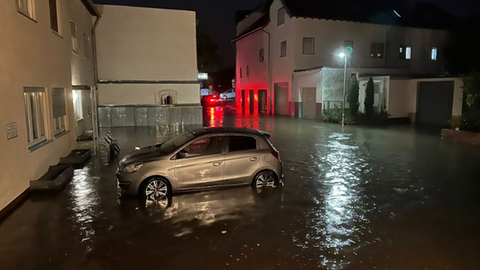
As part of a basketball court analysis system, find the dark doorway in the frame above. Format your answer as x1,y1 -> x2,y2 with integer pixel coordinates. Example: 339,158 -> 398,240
249,90 -> 255,115
241,90 -> 246,114
258,89 -> 267,113
417,81 -> 454,127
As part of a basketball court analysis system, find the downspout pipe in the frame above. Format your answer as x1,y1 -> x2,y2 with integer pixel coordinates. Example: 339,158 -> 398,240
261,29 -> 272,114
92,13 -> 101,154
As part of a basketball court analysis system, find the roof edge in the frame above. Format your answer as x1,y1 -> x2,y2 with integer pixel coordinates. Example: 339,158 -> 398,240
81,0 -> 101,17
231,24 -> 268,43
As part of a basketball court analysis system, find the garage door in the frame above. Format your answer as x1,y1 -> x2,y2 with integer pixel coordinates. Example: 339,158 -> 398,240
274,83 -> 289,116
417,81 -> 454,127
302,87 -> 316,119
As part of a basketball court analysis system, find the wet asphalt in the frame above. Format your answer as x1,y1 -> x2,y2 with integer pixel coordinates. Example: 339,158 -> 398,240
1,107 -> 480,270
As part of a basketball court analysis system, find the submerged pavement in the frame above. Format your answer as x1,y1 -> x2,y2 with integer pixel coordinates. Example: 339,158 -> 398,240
1,108 -> 480,270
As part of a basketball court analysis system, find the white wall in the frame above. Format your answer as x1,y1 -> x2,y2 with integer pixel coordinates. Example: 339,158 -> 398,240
294,69 -> 322,103
99,84 -> 200,105
0,0 -> 77,211
96,5 -> 198,81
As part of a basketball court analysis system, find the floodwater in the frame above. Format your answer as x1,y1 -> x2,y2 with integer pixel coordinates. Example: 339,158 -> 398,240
1,107 -> 479,270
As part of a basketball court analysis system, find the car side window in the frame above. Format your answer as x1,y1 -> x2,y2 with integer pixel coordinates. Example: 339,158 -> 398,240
178,137 -> 223,159
228,136 -> 257,152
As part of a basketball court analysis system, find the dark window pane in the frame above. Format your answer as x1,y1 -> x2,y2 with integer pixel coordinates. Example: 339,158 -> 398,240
229,136 -> 257,152
278,8 -> 285,25
377,43 -> 384,58
183,137 -> 221,158
370,43 -> 376,58
49,0 -> 59,32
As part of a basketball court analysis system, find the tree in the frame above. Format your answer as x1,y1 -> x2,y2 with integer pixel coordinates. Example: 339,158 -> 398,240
348,75 -> 359,118
461,71 -> 480,132
197,31 -> 222,73
365,77 -> 375,119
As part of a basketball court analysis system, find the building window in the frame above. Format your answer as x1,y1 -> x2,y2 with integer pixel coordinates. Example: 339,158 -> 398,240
259,48 -> 265,62
71,21 -> 78,53
240,68 -> 243,78
72,90 -> 83,120
280,41 -> 287,58
51,88 -> 66,134
246,66 -> 250,77
16,0 -> 35,19
278,7 -> 286,26
49,0 -> 60,33
155,89 -> 177,105
399,45 -> 412,60
303,37 -> 315,55
83,33 -> 90,59
24,88 -> 47,147
431,47 -> 438,61
370,43 -> 384,58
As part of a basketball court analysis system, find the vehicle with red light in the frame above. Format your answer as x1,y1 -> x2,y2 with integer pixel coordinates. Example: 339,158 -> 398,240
117,127 -> 284,201
201,94 -> 222,107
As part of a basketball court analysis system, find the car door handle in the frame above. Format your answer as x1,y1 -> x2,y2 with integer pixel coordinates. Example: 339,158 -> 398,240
213,162 -> 222,167
250,157 -> 258,162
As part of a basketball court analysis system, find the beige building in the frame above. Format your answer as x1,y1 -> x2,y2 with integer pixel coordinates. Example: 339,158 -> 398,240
235,0 -> 462,126
96,5 -> 202,128
0,0 -> 99,213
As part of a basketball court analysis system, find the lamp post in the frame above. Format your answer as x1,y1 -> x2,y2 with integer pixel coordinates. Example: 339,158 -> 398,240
339,52 -> 348,127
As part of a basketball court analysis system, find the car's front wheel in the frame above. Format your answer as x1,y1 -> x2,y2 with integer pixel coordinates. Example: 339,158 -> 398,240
143,178 -> 170,201
253,171 -> 277,188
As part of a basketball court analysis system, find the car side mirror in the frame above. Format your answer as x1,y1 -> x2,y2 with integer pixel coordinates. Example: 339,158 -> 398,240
177,150 -> 188,159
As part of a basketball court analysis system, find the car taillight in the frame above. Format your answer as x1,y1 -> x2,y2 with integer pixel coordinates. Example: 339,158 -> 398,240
271,150 -> 280,159
210,99 -> 216,102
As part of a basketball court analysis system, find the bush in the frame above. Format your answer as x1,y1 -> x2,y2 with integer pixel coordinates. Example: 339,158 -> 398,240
364,77 -> 375,119
348,75 -> 360,118
460,71 -> 480,132
322,105 -> 352,124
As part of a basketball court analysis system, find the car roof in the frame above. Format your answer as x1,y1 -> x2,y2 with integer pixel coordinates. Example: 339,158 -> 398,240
190,127 -> 271,138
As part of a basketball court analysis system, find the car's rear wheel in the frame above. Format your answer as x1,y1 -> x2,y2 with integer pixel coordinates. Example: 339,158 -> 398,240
253,171 -> 277,189
143,178 -> 170,201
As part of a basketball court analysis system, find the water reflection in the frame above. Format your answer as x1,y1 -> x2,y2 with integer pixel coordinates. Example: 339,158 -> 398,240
120,187 -> 282,236
299,132 -> 372,269
68,166 -> 102,253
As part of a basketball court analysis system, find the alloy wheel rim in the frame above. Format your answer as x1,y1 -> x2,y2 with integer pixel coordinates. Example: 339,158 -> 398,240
145,180 -> 168,201
256,173 -> 275,188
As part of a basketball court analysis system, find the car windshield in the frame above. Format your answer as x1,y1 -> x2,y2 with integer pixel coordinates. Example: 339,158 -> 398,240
157,132 -> 195,153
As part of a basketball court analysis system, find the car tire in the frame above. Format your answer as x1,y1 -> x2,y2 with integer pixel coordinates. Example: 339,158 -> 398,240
142,177 -> 170,201
253,171 -> 278,189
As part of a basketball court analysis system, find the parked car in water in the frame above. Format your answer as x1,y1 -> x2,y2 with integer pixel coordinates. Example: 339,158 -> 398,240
220,89 -> 236,100
201,94 -> 222,107
117,127 -> 283,201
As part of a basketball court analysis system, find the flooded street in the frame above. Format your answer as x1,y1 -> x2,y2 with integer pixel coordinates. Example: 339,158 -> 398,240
1,108 -> 480,270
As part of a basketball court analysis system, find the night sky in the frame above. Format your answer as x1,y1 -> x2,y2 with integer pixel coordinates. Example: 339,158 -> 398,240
93,0 -> 479,68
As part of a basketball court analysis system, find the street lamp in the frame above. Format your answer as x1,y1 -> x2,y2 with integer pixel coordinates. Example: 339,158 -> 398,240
338,52 -> 348,127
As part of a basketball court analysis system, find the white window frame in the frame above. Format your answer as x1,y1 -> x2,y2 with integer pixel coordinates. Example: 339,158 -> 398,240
71,21 -> 78,53
280,41 -> 287,58
431,47 -> 438,61
72,90 -> 83,120
303,37 -> 315,55
24,88 -> 47,148
278,7 -> 286,26
83,33 -> 90,59
16,0 -> 35,20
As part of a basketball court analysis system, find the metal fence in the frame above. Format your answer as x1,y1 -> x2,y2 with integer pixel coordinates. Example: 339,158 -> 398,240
323,100 -> 343,111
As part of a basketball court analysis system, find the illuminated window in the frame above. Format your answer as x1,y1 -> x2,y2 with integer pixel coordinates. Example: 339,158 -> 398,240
259,48 -> 265,62
24,88 -> 47,147
399,45 -> 411,60
278,7 -> 286,25
51,88 -> 66,135
303,38 -> 315,55
370,43 -> 384,58
16,0 -> 34,19
71,21 -> 78,53
49,0 -> 60,33
431,47 -> 438,61
406,46 -> 412,60
280,41 -> 287,58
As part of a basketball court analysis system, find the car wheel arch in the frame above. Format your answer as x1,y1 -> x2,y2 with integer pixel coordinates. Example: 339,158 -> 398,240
251,169 -> 278,186
138,175 -> 174,197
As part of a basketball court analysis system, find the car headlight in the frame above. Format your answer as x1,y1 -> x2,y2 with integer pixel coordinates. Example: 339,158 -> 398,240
123,163 -> 144,173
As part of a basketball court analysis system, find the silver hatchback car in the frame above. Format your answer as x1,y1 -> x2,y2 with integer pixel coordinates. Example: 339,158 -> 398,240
117,127 -> 283,201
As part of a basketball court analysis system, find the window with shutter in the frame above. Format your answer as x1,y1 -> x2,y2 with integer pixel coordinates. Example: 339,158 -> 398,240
51,88 -> 66,134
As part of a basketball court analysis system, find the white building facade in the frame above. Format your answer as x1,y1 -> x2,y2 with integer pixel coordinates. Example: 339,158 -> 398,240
96,5 -> 202,128
0,0 -> 99,213
235,0 -> 462,126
